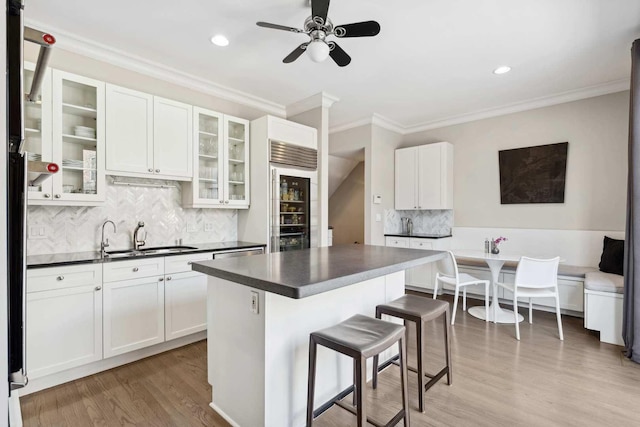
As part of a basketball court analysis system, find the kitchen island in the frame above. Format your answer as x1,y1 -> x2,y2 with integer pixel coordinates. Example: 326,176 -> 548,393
192,245 -> 446,427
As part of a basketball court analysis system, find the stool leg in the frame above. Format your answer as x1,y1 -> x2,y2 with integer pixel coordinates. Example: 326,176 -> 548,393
416,319 -> 425,413
306,337 -> 317,427
444,308 -> 452,385
372,308 -> 381,390
398,336 -> 410,427
355,356 -> 367,427
352,359 -> 357,406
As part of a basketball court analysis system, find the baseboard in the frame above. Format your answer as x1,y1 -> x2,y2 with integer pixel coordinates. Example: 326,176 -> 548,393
18,331 -> 206,396
209,402 -> 241,427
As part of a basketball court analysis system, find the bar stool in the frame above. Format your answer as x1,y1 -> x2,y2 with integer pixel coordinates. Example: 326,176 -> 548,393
373,295 -> 452,413
306,314 -> 410,427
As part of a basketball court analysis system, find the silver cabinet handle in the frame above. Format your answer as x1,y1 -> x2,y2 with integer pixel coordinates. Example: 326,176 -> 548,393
225,200 -> 229,204
219,200 -> 223,203
95,286 -> 102,291
148,168 -> 153,173
132,267 -> 139,272
166,276 -> 172,281
187,261 -> 193,265
56,275 -> 64,281
155,169 -> 160,173
44,193 -> 51,198
54,194 -> 61,199
158,277 -> 164,282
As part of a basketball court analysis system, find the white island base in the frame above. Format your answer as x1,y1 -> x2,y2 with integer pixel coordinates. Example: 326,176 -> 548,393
206,271 -> 405,427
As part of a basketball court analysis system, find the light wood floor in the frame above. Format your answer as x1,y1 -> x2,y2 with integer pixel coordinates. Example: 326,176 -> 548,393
21,295 -> 640,426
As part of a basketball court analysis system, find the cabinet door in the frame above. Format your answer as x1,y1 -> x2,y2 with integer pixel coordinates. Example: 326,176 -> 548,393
191,107 -> 224,206
52,70 -> 106,203
417,143 -> 442,209
153,97 -> 192,178
385,237 -> 410,248
27,285 -> 102,379
24,62 -> 54,202
406,239 -> 435,289
224,115 -> 250,207
103,276 -> 165,358
105,84 -> 153,175
395,147 -> 418,210
165,271 -> 207,340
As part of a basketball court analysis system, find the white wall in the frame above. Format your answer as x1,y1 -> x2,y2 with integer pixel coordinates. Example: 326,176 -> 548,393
401,92 -> 629,232
1,8 -> 10,426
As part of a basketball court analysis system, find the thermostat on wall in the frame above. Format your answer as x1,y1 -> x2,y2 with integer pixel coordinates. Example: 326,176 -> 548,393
373,195 -> 382,204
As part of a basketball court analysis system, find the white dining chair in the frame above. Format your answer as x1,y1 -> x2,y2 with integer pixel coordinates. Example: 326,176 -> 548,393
433,251 -> 490,325
496,256 -> 563,341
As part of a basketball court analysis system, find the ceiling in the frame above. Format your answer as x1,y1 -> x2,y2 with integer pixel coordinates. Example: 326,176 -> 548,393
26,0 -> 640,131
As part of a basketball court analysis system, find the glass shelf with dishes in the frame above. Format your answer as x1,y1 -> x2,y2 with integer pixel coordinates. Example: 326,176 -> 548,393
50,70 -> 105,203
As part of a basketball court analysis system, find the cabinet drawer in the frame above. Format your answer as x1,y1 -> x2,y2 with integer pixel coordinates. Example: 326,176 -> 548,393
165,252 -> 214,275
385,237 -> 410,248
27,264 -> 102,293
409,239 -> 434,250
103,257 -> 164,282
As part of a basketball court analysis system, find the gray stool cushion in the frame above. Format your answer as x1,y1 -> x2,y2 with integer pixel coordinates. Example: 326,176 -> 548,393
377,295 -> 449,321
311,314 -> 405,359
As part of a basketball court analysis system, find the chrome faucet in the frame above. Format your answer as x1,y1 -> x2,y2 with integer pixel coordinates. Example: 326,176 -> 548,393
101,220 -> 117,257
133,221 -> 147,250
407,218 -> 413,236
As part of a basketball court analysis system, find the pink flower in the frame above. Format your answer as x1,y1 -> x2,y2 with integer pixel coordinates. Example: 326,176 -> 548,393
494,237 -> 508,245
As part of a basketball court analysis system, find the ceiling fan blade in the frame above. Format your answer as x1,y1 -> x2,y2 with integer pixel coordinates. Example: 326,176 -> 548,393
328,42 -> 351,67
334,21 -> 381,37
257,21 -> 304,33
311,0 -> 330,24
283,43 -> 309,63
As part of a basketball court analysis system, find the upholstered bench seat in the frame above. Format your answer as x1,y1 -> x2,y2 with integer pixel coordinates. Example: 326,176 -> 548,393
584,271 -> 624,346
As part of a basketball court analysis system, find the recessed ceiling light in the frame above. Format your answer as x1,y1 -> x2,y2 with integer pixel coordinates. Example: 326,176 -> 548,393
493,66 -> 512,75
210,35 -> 229,47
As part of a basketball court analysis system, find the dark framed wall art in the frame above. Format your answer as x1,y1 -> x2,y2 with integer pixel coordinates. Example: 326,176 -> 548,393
498,142 -> 569,204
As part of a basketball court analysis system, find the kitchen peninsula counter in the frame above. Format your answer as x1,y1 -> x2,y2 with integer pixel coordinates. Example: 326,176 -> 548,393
191,244 -> 445,298
193,244 -> 446,427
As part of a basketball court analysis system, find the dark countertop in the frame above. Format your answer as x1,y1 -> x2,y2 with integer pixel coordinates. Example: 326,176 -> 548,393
191,244 -> 446,299
384,233 -> 452,239
27,241 -> 266,269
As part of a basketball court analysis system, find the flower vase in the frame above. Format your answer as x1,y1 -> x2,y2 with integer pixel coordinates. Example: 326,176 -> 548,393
491,242 -> 500,254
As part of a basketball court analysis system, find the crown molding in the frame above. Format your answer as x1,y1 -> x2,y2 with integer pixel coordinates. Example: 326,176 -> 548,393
329,78 -> 630,135
25,19 -> 287,117
286,92 -> 340,117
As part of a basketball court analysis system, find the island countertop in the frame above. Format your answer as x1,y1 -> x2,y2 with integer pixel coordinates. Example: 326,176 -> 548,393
191,244 -> 446,299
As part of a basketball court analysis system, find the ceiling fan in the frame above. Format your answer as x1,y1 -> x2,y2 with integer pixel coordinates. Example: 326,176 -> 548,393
256,0 -> 381,67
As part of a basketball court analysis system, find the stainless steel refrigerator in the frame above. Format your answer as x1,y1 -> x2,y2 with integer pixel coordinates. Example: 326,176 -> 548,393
6,0 -> 55,391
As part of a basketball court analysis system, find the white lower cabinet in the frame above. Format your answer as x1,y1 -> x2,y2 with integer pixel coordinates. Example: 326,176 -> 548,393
386,236 -> 451,290
27,284 -> 102,379
26,264 -> 103,380
103,275 -> 165,358
165,271 -> 207,340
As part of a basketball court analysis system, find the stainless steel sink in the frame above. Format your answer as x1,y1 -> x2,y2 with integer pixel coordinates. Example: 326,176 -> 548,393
104,246 -> 197,258
137,246 -> 197,255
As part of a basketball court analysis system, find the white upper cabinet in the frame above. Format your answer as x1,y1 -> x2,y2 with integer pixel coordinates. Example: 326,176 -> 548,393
183,109 -> 250,209
153,97 -> 192,178
105,84 -> 153,175
395,142 -> 453,210
105,85 -> 192,181
27,68 -> 106,206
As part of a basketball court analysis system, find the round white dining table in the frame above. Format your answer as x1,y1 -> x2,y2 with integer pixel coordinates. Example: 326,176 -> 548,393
452,250 -> 524,324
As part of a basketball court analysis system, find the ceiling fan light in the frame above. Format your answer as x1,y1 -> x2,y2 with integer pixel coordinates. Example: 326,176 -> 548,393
307,40 -> 330,63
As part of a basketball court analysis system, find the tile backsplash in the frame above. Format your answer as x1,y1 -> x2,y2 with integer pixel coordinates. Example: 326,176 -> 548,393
26,176 -> 238,255
384,209 -> 453,235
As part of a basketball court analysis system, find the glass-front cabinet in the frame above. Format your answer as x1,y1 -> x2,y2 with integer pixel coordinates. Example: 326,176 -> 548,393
24,62 -> 53,201
26,66 -> 105,205
183,109 -> 250,208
